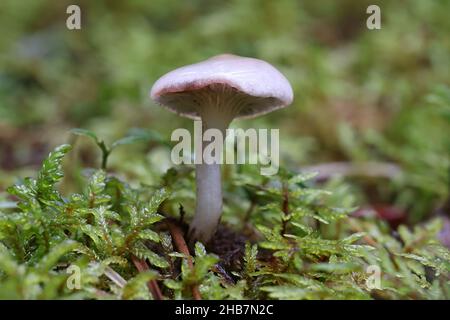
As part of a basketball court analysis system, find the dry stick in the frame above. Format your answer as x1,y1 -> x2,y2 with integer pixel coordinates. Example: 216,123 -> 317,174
166,220 -> 202,300
131,255 -> 164,300
104,266 -> 127,288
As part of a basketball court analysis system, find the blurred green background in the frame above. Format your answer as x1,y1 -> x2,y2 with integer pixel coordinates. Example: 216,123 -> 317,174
0,0 -> 449,224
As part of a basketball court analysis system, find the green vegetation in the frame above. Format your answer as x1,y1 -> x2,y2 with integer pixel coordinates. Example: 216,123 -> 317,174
0,0 -> 449,299
0,139 -> 448,299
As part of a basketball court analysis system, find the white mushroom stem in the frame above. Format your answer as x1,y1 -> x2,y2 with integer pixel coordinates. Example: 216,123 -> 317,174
188,88 -> 242,243
191,157 -> 223,243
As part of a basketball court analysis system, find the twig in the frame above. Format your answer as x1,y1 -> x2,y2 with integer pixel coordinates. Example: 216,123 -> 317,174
166,220 -> 202,300
131,255 -> 164,300
104,266 -> 127,288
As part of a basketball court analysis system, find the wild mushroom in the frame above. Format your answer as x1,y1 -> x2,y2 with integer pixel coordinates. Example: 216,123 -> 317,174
150,54 -> 293,243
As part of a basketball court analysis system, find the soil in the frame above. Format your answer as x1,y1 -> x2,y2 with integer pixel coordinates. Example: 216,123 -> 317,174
207,225 -> 248,272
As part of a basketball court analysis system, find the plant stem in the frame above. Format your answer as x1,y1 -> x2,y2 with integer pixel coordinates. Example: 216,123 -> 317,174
166,220 -> 202,300
98,140 -> 110,170
131,255 -> 164,300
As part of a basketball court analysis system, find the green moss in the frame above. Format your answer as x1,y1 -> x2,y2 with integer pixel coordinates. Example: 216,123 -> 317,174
0,137 -> 448,299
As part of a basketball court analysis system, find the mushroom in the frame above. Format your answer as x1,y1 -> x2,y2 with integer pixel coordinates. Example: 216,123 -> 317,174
150,54 -> 293,243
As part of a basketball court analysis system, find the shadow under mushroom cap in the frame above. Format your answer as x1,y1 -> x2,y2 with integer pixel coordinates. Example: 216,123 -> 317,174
150,54 -> 294,120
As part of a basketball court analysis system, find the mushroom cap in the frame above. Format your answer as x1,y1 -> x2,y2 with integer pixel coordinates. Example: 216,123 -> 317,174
150,54 -> 294,120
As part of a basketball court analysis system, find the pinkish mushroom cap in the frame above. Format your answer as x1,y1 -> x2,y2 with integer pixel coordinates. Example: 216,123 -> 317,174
150,54 -> 293,120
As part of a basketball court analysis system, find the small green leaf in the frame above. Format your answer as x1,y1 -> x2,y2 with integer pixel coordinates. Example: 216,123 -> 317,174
133,245 -> 169,269
0,243 -> 19,276
194,242 -> 207,257
37,240 -> 81,272
244,243 -> 258,275
122,270 -> 158,300
288,172 -> 318,184
138,229 -> 160,243
71,128 -> 100,143
164,279 -> 183,290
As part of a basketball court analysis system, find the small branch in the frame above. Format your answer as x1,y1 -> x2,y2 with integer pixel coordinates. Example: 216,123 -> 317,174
166,220 -> 202,300
131,255 -> 164,300
97,140 -> 110,170
104,266 -> 127,288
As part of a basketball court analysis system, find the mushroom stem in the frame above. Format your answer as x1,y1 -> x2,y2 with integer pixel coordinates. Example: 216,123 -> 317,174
191,160 -> 222,243
189,112 -> 232,244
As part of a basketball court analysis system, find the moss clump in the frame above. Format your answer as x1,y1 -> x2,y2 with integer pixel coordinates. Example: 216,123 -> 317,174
0,137 -> 448,300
